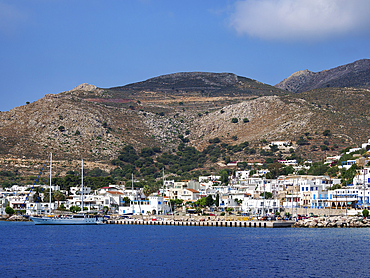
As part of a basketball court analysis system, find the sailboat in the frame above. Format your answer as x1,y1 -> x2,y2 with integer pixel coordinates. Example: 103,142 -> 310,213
30,154 -> 104,225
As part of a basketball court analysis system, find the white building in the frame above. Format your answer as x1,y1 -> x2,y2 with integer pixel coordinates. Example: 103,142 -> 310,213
242,197 -> 280,215
118,196 -> 171,216
353,168 -> 370,187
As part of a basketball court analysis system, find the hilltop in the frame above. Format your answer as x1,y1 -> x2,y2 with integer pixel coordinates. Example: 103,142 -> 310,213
0,69 -> 369,181
275,59 -> 370,93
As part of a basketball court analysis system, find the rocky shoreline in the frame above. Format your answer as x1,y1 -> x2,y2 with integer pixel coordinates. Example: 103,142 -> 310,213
294,216 -> 370,228
3,214 -> 370,228
0,215 -> 30,221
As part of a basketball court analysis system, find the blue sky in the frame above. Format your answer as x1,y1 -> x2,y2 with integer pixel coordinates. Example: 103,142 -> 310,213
1,0 -> 369,111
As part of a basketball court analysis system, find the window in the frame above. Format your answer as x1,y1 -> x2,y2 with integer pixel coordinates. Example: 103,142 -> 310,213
302,187 -> 304,191
313,194 -> 316,200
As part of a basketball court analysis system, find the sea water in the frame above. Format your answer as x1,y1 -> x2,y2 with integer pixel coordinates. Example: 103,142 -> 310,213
0,221 -> 368,278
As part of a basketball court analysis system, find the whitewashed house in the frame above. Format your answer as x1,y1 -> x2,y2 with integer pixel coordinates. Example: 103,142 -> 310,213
242,197 -> 280,215
118,196 -> 171,215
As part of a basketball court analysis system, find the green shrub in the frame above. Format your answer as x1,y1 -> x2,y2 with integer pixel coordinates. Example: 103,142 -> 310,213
5,206 -> 14,215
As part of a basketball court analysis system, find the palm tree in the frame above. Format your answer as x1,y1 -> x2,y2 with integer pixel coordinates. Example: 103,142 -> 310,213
53,191 -> 65,208
143,186 -> 152,199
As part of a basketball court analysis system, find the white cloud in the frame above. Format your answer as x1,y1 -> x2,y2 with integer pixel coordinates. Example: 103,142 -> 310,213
229,0 -> 370,42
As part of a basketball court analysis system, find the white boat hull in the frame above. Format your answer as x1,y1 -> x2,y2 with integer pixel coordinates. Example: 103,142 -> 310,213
30,215 -> 104,225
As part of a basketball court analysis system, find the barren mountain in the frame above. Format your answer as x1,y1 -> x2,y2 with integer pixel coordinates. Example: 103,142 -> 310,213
275,59 -> 370,93
1,71 -> 369,177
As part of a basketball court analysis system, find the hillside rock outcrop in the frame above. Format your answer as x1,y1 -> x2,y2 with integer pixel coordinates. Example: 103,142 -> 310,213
276,59 -> 370,93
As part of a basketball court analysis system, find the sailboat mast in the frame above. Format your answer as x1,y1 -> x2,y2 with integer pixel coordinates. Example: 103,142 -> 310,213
49,152 -> 52,214
81,159 -> 84,212
163,168 -> 165,217
132,173 -> 134,199
162,168 -> 164,198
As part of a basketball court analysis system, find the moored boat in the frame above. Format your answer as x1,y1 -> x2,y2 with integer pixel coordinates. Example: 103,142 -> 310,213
30,155 -> 105,225
30,214 -> 104,225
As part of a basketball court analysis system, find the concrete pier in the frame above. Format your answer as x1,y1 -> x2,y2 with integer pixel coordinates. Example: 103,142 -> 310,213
106,219 -> 295,228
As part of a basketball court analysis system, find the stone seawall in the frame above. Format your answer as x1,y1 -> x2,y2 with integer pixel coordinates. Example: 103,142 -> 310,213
287,208 -> 350,216
106,219 -> 295,228
295,216 -> 370,228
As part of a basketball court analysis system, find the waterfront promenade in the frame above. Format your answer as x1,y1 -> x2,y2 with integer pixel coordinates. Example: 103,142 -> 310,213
106,218 -> 295,228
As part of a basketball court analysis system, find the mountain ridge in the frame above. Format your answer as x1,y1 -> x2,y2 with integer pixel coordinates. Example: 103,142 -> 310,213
275,59 -> 370,93
1,63 -> 370,179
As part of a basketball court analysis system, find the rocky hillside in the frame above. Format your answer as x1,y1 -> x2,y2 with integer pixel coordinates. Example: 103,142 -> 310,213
108,72 -> 284,99
1,71 -> 370,177
275,59 -> 370,93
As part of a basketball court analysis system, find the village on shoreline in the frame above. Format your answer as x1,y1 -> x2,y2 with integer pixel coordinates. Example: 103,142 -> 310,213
1,137 -> 370,229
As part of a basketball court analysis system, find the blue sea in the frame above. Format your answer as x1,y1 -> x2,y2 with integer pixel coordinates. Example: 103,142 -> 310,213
0,221 -> 369,278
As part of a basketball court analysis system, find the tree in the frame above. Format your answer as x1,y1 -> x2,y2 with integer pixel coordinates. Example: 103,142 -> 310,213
243,118 -> 249,123
70,206 -> 81,213
122,197 -> 131,206
269,145 -> 279,153
220,170 -> 229,185
209,137 -> 220,144
363,209 -> 369,218
215,194 -> 220,207
323,129 -> 331,136
267,163 -> 284,179
53,191 -> 65,208
195,197 -> 207,207
205,195 -> 214,207
33,187 -> 40,202
320,145 -> 329,151
297,137 -> 309,145
231,118 -> 238,123
43,191 -> 55,203
327,166 -> 339,178
260,192 -> 273,199
103,206 -> 109,214
57,203 -> 67,211
308,162 -> 329,176
224,156 -> 231,164
143,185 -> 152,198
58,126 -> 65,132
5,206 -> 14,215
